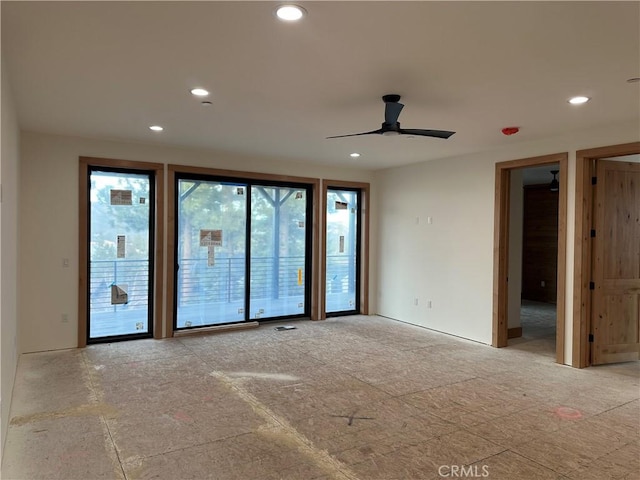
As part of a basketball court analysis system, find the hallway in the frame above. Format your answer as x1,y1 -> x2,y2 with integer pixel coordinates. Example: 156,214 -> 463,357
509,300 -> 557,359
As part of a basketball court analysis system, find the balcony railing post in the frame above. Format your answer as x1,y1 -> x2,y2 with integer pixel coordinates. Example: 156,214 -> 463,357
113,259 -> 118,313
228,257 -> 232,303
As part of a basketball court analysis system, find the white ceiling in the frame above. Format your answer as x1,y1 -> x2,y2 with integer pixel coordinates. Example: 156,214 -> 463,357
2,1 -> 639,170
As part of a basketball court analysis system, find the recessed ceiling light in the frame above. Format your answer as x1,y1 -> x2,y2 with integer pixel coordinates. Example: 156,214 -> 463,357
275,4 -> 306,21
149,125 -> 163,132
190,88 -> 209,97
568,96 -> 590,105
350,153 -> 361,158
627,77 -> 640,83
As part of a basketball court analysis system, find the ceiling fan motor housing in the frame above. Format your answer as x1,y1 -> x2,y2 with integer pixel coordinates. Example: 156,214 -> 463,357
382,122 -> 401,132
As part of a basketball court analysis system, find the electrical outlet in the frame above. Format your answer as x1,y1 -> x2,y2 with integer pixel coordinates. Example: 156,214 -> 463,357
61,313 -> 69,323
62,258 -> 70,268
414,298 -> 419,306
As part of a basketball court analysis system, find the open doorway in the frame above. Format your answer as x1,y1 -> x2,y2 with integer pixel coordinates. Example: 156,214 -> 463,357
492,153 -> 568,364
506,165 -> 560,358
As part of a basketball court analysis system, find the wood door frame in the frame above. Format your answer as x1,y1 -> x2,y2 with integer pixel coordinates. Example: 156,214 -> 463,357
573,142 -> 640,368
166,164 -> 320,336
492,153 -> 568,364
78,157 -> 165,347
320,180 -> 370,319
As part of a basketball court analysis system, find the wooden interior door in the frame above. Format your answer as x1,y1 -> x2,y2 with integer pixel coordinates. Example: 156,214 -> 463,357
591,160 -> 640,365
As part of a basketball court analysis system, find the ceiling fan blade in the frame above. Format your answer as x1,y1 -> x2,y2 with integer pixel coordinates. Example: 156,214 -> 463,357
399,128 -> 455,139
326,129 -> 383,139
384,101 -> 404,125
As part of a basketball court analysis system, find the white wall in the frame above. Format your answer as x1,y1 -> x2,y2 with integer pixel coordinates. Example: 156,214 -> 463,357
507,170 -> 523,329
375,150 -> 496,343
19,131 -> 376,353
375,120 -> 639,362
15,121 -> 640,360
1,59 -> 21,459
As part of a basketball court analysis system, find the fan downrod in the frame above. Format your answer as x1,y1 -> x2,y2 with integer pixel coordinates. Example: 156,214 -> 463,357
382,94 -> 401,103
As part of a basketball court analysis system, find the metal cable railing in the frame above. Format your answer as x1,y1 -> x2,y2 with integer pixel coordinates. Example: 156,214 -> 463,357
90,255 -> 356,312
89,259 -> 150,313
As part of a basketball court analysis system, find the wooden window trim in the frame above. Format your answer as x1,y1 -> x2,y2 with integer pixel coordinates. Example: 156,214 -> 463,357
78,157 -> 165,347
320,180 -> 370,320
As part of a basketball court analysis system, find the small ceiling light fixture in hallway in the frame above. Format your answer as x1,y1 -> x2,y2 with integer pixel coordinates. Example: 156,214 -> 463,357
149,125 -> 164,132
350,153 -> 361,158
275,4 -> 307,21
190,88 -> 209,97
626,77 -> 640,83
568,96 -> 590,105
549,170 -> 559,192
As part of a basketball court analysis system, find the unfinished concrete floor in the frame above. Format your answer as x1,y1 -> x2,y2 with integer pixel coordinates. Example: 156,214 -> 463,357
3,316 -> 639,480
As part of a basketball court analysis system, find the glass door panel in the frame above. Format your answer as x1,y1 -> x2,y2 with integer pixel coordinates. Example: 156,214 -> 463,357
176,179 -> 247,328
88,169 -> 153,341
326,188 -> 360,315
250,186 -> 308,319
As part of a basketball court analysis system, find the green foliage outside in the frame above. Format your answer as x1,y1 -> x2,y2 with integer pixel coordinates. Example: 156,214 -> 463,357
90,172 -> 151,261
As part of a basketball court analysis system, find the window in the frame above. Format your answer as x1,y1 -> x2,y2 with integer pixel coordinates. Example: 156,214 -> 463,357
79,158 -> 163,345
325,188 -> 361,315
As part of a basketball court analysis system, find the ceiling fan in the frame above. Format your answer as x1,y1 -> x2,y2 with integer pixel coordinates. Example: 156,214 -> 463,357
327,94 -> 455,140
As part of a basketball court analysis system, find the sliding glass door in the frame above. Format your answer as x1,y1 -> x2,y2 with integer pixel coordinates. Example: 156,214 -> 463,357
174,175 -> 312,330
88,168 -> 154,342
325,188 -> 361,315
176,179 -> 247,328
250,186 -> 308,319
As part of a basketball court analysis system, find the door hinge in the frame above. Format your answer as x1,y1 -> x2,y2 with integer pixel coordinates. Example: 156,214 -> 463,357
588,333 -> 594,343
591,176 -> 597,185
590,229 -> 596,238
589,281 -> 595,290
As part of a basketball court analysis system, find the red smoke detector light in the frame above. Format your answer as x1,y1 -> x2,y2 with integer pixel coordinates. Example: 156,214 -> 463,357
501,127 -> 520,136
